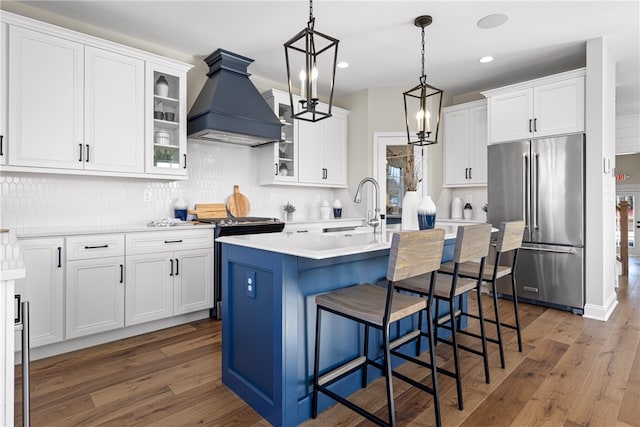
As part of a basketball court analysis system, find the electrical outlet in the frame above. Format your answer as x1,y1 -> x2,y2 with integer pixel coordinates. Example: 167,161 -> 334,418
143,189 -> 152,203
245,271 -> 256,298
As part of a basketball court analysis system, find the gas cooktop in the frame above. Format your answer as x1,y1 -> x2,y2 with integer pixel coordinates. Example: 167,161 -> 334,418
198,217 -> 283,227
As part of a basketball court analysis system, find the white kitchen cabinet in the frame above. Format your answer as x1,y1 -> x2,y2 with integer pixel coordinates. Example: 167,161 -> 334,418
65,234 -> 125,339
483,69 -> 585,144
125,252 -> 174,325
443,100 -> 487,186
8,26 -> 145,172
259,88 -> 348,187
125,229 -> 214,325
173,248 -> 213,315
258,89 -> 299,184
0,22 -> 7,166
84,46 -> 144,173
298,106 -> 349,187
146,63 -> 189,176
8,26 -> 84,169
14,237 -> 64,349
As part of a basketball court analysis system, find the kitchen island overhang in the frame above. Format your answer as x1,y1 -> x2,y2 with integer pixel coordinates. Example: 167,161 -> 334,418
218,228 -> 460,426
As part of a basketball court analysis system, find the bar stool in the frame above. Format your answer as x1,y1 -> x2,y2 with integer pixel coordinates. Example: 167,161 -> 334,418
397,223 -> 492,411
438,221 -> 526,368
312,228 -> 445,427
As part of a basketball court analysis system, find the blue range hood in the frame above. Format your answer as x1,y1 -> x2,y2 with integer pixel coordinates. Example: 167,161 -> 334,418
187,49 -> 282,146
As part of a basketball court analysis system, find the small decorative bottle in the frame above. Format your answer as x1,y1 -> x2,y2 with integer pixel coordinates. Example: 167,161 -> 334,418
417,196 -> 437,230
463,195 -> 473,220
332,199 -> 342,218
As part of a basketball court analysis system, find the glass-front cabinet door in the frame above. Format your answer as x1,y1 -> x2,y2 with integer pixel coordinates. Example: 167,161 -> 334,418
146,63 -> 187,176
260,89 -> 298,183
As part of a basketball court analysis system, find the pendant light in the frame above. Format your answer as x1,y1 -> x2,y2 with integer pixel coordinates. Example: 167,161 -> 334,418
403,15 -> 443,146
284,0 -> 339,122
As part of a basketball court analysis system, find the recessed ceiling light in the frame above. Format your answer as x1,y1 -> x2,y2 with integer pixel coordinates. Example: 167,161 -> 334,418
337,62 -> 349,69
477,13 -> 509,29
479,56 -> 494,63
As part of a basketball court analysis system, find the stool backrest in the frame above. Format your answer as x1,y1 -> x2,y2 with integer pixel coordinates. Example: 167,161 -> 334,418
387,229 -> 445,282
496,221 -> 526,253
454,223 -> 492,264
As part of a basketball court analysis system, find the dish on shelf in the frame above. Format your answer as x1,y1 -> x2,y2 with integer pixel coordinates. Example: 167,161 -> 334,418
279,162 -> 289,176
154,129 -> 171,145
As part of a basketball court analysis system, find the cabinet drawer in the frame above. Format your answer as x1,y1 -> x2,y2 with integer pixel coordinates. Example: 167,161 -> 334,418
67,234 -> 125,260
126,229 -> 214,255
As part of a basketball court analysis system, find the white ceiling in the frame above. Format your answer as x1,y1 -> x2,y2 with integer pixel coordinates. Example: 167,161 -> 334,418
9,0 -> 640,116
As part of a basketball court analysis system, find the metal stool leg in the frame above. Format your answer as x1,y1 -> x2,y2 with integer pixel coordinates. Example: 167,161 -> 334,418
425,303 -> 441,426
475,284 -> 490,384
312,306 -> 322,419
511,274 -> 523,352
448,298 -> 463,410
491,279 -> 506,368
382,324 -> 395,426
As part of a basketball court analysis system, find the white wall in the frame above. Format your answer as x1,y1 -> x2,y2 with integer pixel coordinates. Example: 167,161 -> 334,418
584,37 -> 618,321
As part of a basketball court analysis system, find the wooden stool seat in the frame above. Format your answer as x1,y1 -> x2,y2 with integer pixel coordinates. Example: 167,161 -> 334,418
316,283 -> 427,326
439,261 -> 513,280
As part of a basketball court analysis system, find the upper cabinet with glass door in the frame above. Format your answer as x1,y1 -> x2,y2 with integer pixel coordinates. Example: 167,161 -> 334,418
146,63 -> 189,176
257,89 -> 299,184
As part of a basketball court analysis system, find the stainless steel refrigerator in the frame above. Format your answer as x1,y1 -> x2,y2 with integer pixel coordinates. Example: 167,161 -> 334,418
488,134 -> 585,313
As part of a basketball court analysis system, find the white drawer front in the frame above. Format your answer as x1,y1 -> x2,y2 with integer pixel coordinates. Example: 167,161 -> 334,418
126,229 -> 214,255
66,234 -> 125,260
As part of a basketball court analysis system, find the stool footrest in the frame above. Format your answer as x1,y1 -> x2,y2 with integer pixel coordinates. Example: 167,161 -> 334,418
318,356 -> 367,387
389,329 -> 421,351
436,309 -> 462,326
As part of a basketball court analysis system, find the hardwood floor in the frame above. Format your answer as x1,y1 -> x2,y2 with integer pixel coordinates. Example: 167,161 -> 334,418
15,258 -> 639,426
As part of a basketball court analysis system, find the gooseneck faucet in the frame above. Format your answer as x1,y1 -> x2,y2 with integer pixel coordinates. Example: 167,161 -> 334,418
354,177 -> 381,234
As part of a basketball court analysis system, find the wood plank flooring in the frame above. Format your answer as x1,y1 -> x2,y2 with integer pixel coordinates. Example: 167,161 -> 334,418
15,258 -> 640,426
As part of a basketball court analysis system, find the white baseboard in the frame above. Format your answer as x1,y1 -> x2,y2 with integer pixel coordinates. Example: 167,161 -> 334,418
583,292 -> 619,321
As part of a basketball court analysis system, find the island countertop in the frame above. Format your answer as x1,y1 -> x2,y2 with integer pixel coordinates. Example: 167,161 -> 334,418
217,224 -> 461,259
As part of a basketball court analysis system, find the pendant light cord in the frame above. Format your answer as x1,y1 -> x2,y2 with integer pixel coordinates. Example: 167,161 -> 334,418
308,0 -> 315,27
420,25 -> 427,85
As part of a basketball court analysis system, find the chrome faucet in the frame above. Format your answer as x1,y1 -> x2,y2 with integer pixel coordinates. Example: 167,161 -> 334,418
354,177 -> 381,234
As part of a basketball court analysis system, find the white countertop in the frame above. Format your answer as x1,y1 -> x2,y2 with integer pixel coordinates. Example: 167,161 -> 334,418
14,222 -> 215,239
218,225 -> 460,260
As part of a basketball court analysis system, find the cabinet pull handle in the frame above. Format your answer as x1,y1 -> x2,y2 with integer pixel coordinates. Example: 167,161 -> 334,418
322,168 -> 328,179
296,230 -> 309,233
169,259 -> 174,276
164,239 -> 183,244
120,264 -> 124,283
85,144 -> 90,162
0,135 -> 3,156
175,258 -> 179,276
79,143 -> 83,162
469,167 -> 472,179
275,163 -> 278,176
465,168 -> 468,179
84,244 -> 108,249
57,246 -> 62,268
529,119 -> 532,133
183,154 -> 187,169
15,294 -> 21,324
534,118 -> 537,132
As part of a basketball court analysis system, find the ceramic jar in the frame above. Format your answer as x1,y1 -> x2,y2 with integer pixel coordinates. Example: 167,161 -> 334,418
155,75 -> 169,97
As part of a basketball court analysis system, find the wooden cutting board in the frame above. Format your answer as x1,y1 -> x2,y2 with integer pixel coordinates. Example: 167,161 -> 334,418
226,185 -> 250,217
188,203 -> 227,219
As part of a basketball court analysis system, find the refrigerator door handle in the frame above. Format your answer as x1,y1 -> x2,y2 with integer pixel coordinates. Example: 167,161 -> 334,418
533,152 -> 539,230
520,246 -> 577,255
522,153 -> 529,228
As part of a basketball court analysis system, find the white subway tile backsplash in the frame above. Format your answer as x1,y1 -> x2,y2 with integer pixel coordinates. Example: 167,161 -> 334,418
1,140 -> 340,230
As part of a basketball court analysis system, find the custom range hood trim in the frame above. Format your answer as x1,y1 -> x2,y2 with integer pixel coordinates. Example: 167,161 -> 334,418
187,49 -> 282,146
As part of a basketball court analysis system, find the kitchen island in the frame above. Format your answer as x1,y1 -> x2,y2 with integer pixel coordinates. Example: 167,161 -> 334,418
218,226 -> 460,426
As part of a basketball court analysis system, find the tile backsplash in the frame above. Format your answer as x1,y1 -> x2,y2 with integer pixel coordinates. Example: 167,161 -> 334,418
0,140 -> 350,230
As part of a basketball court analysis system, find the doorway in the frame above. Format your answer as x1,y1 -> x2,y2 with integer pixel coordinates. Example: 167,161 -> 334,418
373,132 -> 428,225
616,186 -> 639,256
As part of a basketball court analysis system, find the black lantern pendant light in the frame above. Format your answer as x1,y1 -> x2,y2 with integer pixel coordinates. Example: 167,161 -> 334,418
284,0 -> 339,122
403,15 -> 443,146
